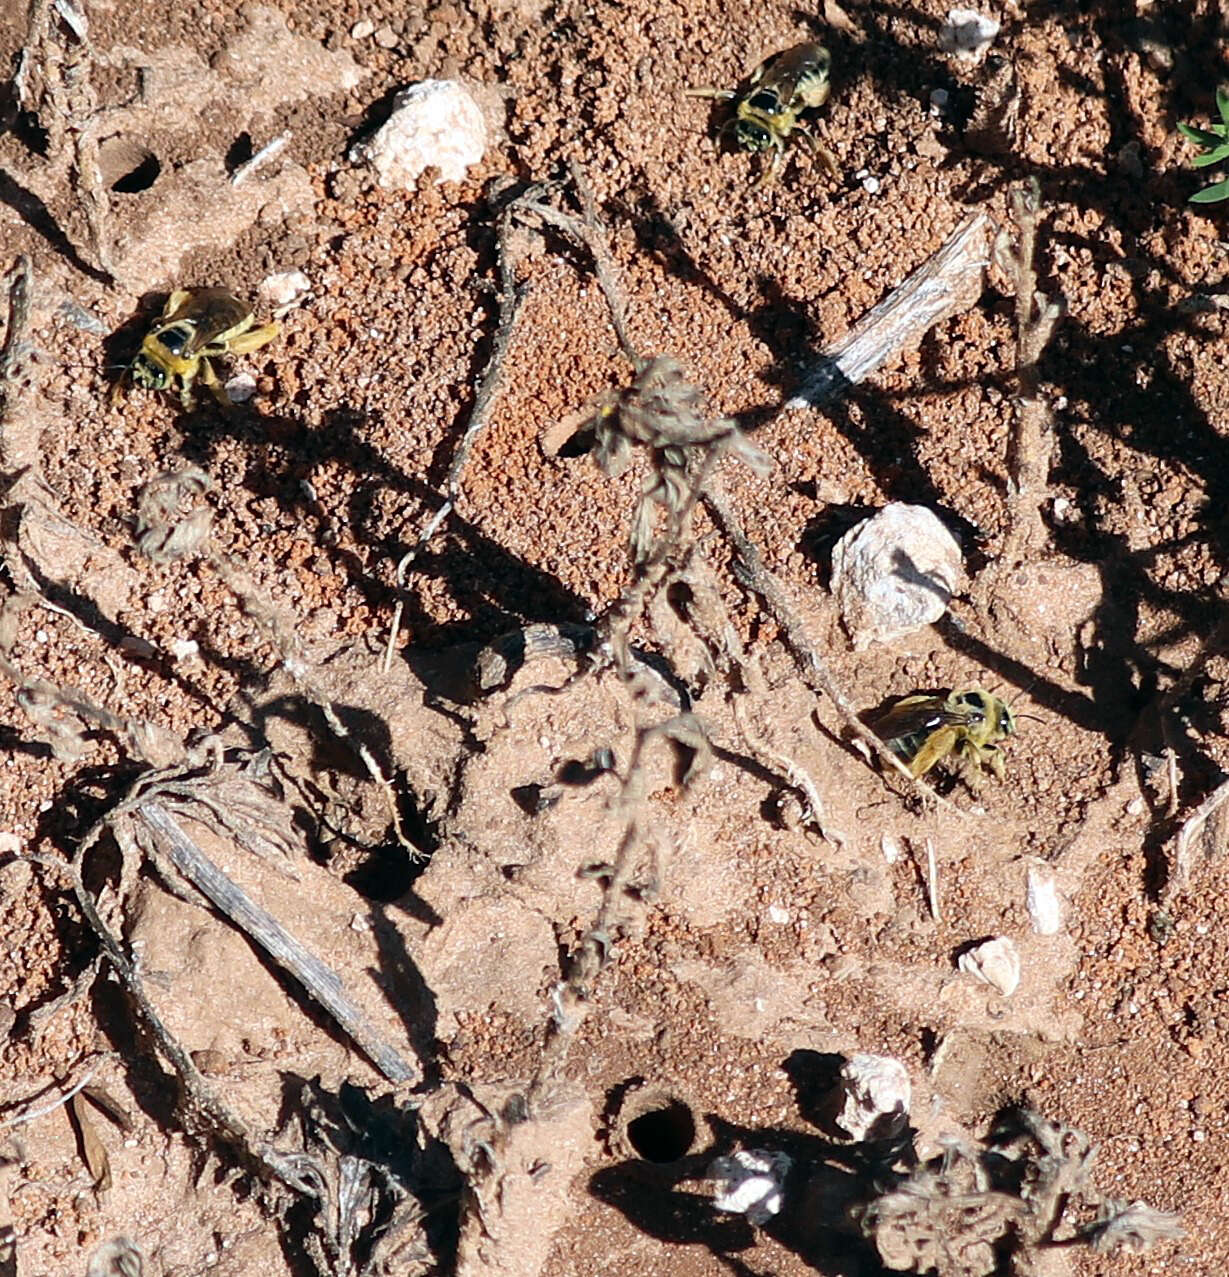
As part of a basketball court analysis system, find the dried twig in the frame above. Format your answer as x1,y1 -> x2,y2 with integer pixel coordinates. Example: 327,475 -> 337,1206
998,180 -> 1063,563
231,130 -> 291,185
136,801 -> 416,1084
788,212 -> 992,408
382,187 -> 531,671
0,1065 -> 96,1129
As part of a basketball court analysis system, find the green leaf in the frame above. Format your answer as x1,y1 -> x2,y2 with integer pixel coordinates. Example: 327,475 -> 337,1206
1179,123 -> 1227,147
1191,177 -> 1229,204
1193,148 -> 1229,167
1218,85 -> 1229,127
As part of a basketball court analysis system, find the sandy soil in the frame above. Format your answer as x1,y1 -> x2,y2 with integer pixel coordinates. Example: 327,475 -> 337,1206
0,0 -> 1227,1274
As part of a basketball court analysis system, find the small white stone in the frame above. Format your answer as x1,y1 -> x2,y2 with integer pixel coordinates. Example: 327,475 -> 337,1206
861,174 -> 881,194
1026,866 -> 1062,935
350,19 -> 375,39
830,503 -> 964,648
35,629 -> 48,643
225,373 -> 257,403
351,913 -> 371,932
958,936 -> 1021,996
170,638 -> 200,661
767,904 -> 790,925
939,8 -> 1001,61
258,269 -> 310,309
835,1054 -> 911,1141
880,834 -> 902,864
709,1149 -> 792,1224
0,832 -> 21,854
1126,796 -> 1145,816
351,80 -> 487,187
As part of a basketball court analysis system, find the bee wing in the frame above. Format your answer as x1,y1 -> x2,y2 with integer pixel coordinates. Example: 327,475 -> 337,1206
172,290 -> 250,356
873,697 -> 965,744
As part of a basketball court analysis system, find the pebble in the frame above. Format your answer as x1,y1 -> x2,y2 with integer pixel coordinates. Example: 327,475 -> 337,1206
373,24 -> 398,49
939,8 -> 1001,61
958,936 -> 1021,997
834,1054 -> 911,1142
350,79 -> 487,187
830,502 -> 964,648
710,1149 -> 792,1224
350,19 -> 374,39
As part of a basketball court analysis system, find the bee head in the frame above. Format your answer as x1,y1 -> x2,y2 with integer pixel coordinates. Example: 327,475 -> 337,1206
130,353 -> 169,390
733,118 -> 775,153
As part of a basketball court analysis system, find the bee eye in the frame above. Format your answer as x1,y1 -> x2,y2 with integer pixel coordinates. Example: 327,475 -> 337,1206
157,325 -> 189,354
734,121 -> 772,151
747,89 -> 779,112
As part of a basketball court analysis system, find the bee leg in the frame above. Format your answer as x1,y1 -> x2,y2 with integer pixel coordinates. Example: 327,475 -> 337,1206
225,321 -> 280,356
906,727 -> 958,779
684,87 -> 738,101
195,357 -> 232,410
753,146 -> 785,190
795,125 -> 840,178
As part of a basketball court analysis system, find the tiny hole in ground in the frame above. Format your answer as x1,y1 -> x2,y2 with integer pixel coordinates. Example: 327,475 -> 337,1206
98,135 -> 161,193
626,1099 -> 696,1163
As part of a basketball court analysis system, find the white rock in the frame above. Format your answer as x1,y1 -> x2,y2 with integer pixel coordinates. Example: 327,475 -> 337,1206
1026,866 -> 1062,934
351,80 -> 486,187
258,269 -> 310,309
880,833 -> 903,864
224,372 -> 257,403
170,638 -> 200,661
958,936 -> 1021,996
939,8 -> 1001,61
767,904 -> 790,924
835,1053 -> 911,1141
350,19 -> 374,39
830,503 -> 964,649
709,1149 -> 792,1224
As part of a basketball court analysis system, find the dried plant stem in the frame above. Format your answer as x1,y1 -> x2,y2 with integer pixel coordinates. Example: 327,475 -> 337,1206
0,1066 -> 96,1129
788,212 -> 992,409
138,801 -> 416,1083
1000,180 -> 1063,563
383,196 -> 530,671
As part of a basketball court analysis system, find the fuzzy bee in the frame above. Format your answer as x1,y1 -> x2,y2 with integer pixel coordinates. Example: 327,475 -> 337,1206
127,288 -> 279,408
687,42 -> 837,187
875,687 -> 1018,783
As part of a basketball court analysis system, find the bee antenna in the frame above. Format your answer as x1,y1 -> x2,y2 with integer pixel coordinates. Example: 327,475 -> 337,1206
1013,712 -> 1044,724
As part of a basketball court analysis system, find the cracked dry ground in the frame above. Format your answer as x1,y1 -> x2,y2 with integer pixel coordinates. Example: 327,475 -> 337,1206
1,0 -> 1228,1275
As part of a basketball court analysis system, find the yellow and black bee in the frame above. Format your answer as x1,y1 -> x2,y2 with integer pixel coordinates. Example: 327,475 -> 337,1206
687,42 -> 837,187
127,288 -> 279,408
875,687 -> 1017,782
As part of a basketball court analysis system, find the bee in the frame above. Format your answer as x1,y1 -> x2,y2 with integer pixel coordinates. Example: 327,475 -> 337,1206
126,288 -> 279,408
687,42 -> 837,187
874,687 -> 1017,783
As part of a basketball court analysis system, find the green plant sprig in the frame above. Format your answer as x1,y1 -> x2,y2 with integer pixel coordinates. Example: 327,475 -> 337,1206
1178,86 -> 1229,204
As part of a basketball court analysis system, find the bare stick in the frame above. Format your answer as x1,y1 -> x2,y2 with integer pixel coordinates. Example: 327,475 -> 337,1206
231,130 -> 291,185
382,197 -> 528,670
925,836 -> 941,922
1170,776 -> 1229,898
999,181 -> 1063,563
789,212 -> 992,408
138,801 -> 417,1084
0,1066 -> 96,1128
